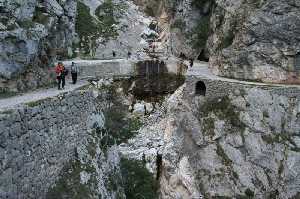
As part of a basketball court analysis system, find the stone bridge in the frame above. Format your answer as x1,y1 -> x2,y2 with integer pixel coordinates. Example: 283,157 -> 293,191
62,58 -> 184,79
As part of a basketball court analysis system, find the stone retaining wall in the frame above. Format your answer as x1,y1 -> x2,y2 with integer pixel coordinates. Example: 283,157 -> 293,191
186,76 -> 300,100
0,89 -> 99,199
62,58 -> 183,79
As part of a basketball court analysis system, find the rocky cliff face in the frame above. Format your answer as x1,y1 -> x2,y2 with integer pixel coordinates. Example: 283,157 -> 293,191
0,78 -> 163,199
0,0 -> 77,92
76,0 -> 154,59
122,81 -> 300,198
208,0 -> 300,84
147,0 -> 300,83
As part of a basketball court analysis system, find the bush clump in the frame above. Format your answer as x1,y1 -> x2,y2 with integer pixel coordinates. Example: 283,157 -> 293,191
120,158 -> 159,199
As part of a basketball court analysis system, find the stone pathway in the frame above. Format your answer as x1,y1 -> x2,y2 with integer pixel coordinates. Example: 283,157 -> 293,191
187,62 -> 300,89
0,80 -> 89,111
1,60 -> 300,111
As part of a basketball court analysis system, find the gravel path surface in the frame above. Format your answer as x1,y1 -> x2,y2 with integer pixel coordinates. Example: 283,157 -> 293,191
0,80 -> 89,110
1,60 -> 299,111
187,62 -> 300,88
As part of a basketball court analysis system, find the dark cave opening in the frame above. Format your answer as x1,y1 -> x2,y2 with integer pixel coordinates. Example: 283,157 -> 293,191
197,50 -> 209,62
195,81 -> 206,96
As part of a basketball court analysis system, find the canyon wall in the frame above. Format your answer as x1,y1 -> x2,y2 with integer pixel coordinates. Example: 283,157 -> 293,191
0,79 -> 162,199
208,0 -> 300,84
122,78 -> 300,198
76,0 -> 153,59
0,88 -> 106,198
151,0 -> 300,83
0,0 -> 77,92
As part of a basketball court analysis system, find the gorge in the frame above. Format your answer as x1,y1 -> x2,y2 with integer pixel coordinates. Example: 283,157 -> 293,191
1,0 -> 300,199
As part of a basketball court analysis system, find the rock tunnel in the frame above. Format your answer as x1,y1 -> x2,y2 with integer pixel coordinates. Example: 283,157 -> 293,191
195,81 -> 206,96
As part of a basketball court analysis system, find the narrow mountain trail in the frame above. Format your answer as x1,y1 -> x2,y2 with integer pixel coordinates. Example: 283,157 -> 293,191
0,80 -> 89,111
187,62 -> 300,89
1,60 -> 299,111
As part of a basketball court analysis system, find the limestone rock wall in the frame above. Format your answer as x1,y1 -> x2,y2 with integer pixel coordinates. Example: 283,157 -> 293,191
76,0 -> 153,59
208,0 -> 300,84
0,0 -> 77,92
122,79 -> 300,198
0,88 -> 122,199
153,0 -> 300,83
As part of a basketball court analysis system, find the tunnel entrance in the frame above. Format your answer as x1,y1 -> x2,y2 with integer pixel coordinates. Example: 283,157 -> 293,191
197,50 -> 209,62
195,81 -> 206,96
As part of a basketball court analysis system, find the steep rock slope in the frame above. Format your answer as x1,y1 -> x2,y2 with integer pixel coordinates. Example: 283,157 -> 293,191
208,0 -> 300,83
145,0 -> 300,83
76,0 -> 154,59
122,82 -> 300,198
0,0 -> 76,91
132,0 -> 210,59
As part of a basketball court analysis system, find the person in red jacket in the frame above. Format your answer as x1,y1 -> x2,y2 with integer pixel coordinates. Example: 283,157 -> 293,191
55,62 -> 65,90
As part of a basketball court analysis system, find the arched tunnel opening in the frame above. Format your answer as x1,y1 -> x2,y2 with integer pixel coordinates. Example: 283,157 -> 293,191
195,81 -> 206,96
197,50 -> 209,62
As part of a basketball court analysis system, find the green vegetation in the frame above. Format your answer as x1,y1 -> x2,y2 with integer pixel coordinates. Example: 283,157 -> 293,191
199,96 -> 245,131
0,89 -> 17,99
0,109 -> 14,115
244,188 -> 255,198
76,0 -> 127,56
18,20 -> 35,29
46,159 -> 97,199
216,143 -> 232,166
142,0 -> 161,17
203,117 -> 215,138
100,112 -> 143,151
120,158 -> 159,199
96,82 -> 143,151
220,31 -> 235,49
33,7 -> 49,24
191,0 -> 213,9
188,15 -> 211,50
171,19 -> 186,30
25,97 -> 51,107
262,133 -> 297,147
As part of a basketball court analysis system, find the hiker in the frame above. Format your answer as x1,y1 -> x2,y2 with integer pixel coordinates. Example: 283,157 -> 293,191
127,51 -> 132,59
55,62 -> 67,90
189,58 -> 194,68
112,51 -> 116,58
71,62 -> 79,84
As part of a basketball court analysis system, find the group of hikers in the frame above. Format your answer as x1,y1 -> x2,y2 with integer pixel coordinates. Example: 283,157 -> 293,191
54,51 -> 193,90
55,62 -> 79,90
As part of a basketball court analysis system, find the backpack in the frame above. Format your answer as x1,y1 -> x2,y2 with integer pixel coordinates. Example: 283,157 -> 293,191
63,68 -> 69,76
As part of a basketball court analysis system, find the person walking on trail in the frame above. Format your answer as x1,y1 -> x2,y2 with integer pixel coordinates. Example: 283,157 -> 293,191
112,51 -> 116,58
189,58 -> 194,68
127,51 -> 132,59
71,62 -> 79,84
55,62 -> 67,90
55,62 -> 63,90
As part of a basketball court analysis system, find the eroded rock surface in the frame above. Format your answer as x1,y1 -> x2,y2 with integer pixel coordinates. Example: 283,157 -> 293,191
0,0 -> 77,91
208,0 -> 300,83
121,81 -> 300,198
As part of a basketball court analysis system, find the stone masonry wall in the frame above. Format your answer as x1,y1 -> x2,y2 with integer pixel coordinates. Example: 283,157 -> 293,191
186,76 -> 300,100
62,58 -> 183,79
0,88 -> 99,199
